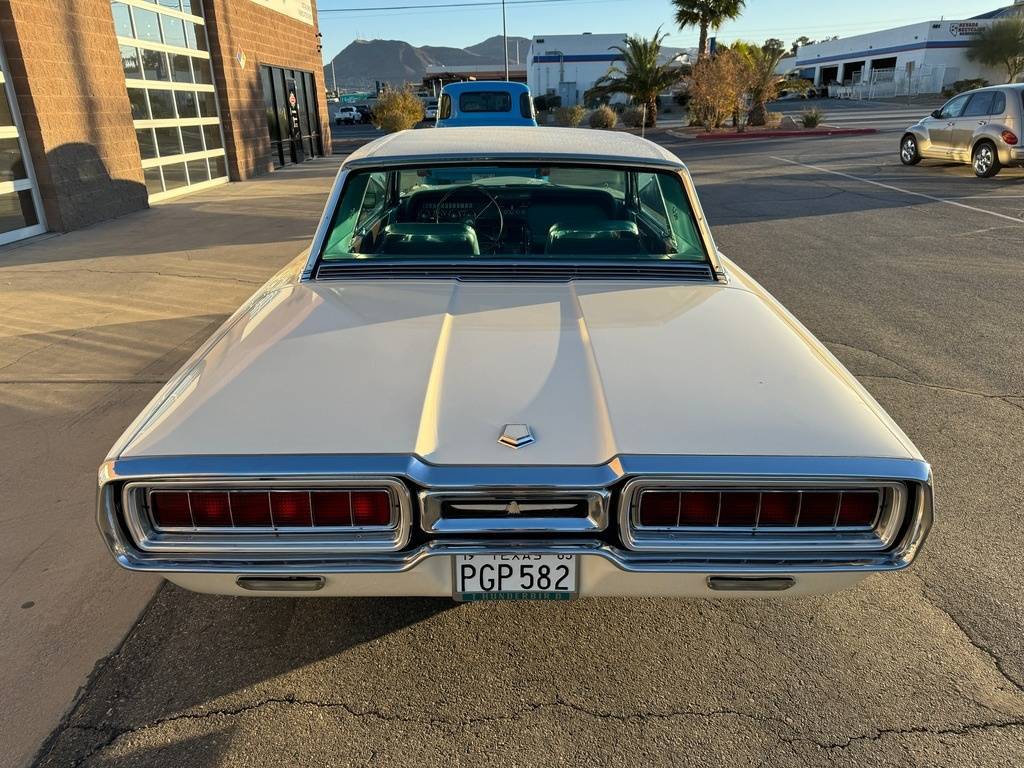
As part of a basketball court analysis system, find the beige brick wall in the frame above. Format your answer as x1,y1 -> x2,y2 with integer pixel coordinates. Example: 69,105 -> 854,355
204,0 -> 331,179
0,0 -> 148,231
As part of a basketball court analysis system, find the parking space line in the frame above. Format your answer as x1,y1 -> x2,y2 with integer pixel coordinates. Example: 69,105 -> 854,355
770,155 -> 1024,224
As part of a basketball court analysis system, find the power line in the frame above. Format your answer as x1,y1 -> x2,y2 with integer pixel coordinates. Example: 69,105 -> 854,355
318,0 -> 622,13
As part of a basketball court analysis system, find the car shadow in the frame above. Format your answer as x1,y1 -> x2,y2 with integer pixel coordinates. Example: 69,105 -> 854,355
33,583 -> 459,767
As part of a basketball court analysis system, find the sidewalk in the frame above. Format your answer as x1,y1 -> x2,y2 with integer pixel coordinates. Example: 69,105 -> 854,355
0,156 -> 341,768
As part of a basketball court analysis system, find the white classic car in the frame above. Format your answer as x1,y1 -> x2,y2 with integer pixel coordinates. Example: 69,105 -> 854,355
97,128 -> 933,600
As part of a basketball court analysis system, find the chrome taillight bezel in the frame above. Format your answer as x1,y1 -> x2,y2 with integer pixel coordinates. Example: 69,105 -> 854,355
618,478 -> 908,552
122,477 -> 412,554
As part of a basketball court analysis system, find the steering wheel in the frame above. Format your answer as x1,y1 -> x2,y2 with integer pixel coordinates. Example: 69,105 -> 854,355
434,184 -> 504,254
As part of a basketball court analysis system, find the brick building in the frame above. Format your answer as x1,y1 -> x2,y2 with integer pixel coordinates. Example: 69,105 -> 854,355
0,0 -> 329,245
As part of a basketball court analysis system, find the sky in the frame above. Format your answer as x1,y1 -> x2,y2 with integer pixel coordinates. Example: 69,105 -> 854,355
317,0 -> 1006,62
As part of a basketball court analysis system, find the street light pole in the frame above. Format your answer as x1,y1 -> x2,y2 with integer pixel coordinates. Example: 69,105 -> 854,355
501,0 -> 509,81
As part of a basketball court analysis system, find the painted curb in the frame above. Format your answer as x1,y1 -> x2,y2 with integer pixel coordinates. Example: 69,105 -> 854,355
692,127 -> 878,140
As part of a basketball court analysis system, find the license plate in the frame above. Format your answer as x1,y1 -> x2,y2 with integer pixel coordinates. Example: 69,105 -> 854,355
453,554 -> 577,601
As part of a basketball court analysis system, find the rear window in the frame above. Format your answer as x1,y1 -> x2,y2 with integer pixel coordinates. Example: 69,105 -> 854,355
459,91 -> 512,113
319,163 -> 710,264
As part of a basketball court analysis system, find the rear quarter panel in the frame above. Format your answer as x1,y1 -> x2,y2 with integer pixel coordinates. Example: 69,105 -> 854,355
717,253 -> 922,461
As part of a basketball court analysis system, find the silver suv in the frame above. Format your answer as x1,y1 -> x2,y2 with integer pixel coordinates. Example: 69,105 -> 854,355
900,84 -> 1024,177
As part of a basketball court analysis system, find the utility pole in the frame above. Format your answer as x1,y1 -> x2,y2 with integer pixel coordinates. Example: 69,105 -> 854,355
502,0 -> 509,81
331,59 -> 337,96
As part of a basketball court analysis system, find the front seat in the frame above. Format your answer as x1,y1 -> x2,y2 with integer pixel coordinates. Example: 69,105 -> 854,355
545,220 -> 644,256
379,223 -> 480,256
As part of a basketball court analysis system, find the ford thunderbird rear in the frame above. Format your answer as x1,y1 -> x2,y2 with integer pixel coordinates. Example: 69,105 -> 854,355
97,127 -> 932,600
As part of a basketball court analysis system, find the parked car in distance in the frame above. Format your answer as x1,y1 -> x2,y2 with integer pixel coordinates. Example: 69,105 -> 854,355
424,99 -> 438,121
436,81 -> 537,127
900,84 -> 1024,177
96,127 -> 933,601
333,105 -> 363,125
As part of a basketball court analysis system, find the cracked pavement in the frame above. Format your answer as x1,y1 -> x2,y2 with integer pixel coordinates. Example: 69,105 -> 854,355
19,132 -> 1024,766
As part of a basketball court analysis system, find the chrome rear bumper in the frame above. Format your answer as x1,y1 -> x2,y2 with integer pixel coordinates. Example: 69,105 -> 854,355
97,454 -> 933,596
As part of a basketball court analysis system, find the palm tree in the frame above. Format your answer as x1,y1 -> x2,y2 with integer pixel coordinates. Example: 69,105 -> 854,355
967,18 -> 1024,84
586,29 -> 687,128
731,41 -> 787,125
672,0 -> 745,59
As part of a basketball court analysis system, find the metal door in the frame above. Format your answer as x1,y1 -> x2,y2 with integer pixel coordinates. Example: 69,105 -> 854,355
951,91 -> 995,160
928,92 -> 971,155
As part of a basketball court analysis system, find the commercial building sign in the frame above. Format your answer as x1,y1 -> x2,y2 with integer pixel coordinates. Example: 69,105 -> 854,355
949,21 -> 983,37
250,0 -> 313,26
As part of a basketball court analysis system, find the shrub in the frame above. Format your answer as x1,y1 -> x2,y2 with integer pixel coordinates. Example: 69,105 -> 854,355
588,105 -> 618,129
941,78 -> 989,97
689,48 -> 750,130
765,111 -> 783,128
554,104 -> 587,127
371,87 -> 424,133
621,107 -> 647,128
800,107 -> 824,128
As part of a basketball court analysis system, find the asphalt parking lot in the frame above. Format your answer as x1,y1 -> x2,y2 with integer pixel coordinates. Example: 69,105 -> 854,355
26,125 -> 1024,766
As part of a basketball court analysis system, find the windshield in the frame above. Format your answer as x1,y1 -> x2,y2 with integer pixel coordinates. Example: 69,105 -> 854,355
319,163 -> 709,263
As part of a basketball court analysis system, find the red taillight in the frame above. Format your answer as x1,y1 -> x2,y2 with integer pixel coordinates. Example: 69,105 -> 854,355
148,488 -> 396,530
718,492 -> 758,526
678,491 -> 718,525
312,491 -> 352,526
798,492 -> 840,527
231,492 -> 272,527
150,491 -> 191,527
638,491 -> 679,526
633,488 -> 883,530
352,491 -> 391,526
189,491 -> 232,527
270,491 -> 312,527
758,492 -> 799,526
837,491 -> 880,527
1001,130 -> 1018,145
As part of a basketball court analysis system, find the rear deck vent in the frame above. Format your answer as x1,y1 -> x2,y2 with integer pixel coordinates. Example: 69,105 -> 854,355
316,262 -> 715,282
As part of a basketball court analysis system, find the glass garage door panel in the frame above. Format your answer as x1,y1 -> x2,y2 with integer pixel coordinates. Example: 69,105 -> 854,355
0,42 -> 44,244
111,0 -> 228,202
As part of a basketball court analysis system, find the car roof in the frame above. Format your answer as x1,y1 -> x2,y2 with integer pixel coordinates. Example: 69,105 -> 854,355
342,126 -> 685,169
441,81 -> 529,94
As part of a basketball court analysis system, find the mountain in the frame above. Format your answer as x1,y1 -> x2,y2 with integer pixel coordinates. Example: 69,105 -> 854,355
324,36 -> 532,90
466,35 -> 530,65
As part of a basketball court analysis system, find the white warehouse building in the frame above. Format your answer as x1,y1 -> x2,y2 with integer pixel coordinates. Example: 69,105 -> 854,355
527,33 -> 692,106
528,33 -> 628,106
795,3 -> 1024,97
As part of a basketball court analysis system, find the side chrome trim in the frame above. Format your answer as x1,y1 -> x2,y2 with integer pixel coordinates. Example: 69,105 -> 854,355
419,488 -> 609,534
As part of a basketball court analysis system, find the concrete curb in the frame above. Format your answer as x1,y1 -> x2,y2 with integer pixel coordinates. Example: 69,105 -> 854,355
690,127 -> 878,141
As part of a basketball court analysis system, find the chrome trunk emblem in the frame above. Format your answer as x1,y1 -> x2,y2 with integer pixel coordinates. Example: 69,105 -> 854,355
498,424 -> 534,448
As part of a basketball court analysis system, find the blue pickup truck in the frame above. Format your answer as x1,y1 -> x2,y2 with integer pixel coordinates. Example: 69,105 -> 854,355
435,81 -> 537,127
